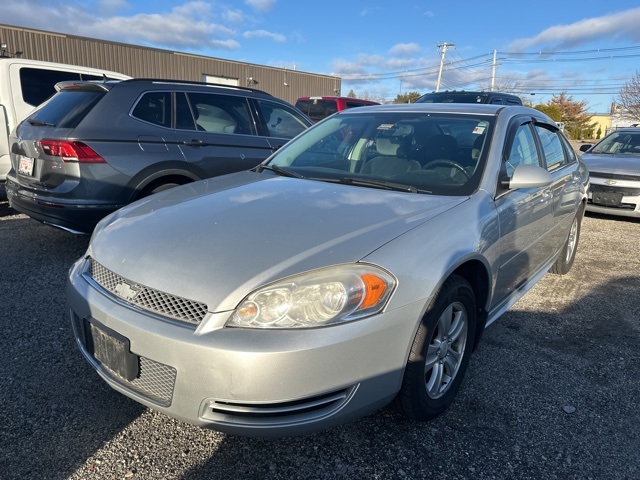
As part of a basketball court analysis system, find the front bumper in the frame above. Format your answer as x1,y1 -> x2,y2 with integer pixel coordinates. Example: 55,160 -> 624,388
67,256 -> 423,437
5,176 -> 123,233
586,178 -> 640,218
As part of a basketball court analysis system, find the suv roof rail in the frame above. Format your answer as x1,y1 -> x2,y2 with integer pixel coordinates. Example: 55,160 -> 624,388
120,78 -> 272,95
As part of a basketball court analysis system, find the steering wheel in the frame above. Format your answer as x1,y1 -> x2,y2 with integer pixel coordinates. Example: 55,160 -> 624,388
423,159 -> 470,180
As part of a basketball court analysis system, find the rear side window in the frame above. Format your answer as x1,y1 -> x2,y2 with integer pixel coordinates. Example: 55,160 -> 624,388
132,92 -> 172,128
27,90 -> 105,128
19,67 -> 103,107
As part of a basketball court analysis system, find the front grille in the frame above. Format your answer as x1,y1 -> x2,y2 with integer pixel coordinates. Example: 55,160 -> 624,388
86,258 -> 208,325
103,356 -> 177,407
590,184 -> 640,196
590,171 -> 640,183
71,312 -> 177,407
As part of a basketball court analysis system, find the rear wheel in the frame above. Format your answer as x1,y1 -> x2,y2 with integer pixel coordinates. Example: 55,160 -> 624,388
550,205 -> 584,275
397,274 -> 476,421
138,178 -> 191,199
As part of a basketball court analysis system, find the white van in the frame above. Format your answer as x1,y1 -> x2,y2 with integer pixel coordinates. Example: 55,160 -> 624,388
0,58 -> 130,181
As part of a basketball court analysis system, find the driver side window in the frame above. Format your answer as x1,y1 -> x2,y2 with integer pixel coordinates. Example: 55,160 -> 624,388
504,123 -> 540,178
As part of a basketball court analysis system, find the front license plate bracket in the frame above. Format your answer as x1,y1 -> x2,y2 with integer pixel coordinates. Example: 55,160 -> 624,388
592,190 -> 623,207
84,319 -> 139,381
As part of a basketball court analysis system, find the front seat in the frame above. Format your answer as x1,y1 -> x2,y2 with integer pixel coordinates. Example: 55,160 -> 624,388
361,137 -> 421,176
418,134 -> 458,166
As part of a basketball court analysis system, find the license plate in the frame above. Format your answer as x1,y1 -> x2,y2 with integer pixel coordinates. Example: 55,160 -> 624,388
85,320 -> 139,381
592,191 -> 623,207
18,155 -> 35,176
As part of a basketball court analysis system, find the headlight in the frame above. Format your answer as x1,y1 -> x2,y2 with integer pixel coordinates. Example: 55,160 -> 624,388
227,264 -> 396,329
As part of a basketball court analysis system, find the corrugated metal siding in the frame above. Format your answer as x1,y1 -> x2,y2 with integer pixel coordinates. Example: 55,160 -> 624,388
0,24 -> 339,104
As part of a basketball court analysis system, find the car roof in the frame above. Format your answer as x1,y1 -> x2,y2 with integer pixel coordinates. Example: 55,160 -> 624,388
56,77 -> 276,98
332,102 -> 526,115
297,96 -> 374,101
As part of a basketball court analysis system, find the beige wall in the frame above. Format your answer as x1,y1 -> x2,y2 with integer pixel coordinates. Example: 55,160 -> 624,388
589,114 -> 611,140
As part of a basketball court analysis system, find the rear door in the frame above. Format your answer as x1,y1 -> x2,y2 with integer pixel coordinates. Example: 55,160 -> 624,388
533,122 -> 582,246
492,118 -> 554,304
174,91 -> 272,178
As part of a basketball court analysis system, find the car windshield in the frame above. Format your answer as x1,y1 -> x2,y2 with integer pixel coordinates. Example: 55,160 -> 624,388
591,131 -> 640,155
266,111 -> 494,196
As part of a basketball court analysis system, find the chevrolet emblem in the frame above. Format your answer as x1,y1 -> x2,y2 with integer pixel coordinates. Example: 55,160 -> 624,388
604,179 -> 617,186
114,281 -> 141,301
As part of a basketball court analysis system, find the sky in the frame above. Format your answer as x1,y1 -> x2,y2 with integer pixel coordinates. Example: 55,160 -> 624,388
4,0 -> 640,112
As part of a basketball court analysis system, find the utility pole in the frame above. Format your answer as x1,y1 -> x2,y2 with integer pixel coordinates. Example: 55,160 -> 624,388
435,42 -> 454,92
491,49 -> 497,92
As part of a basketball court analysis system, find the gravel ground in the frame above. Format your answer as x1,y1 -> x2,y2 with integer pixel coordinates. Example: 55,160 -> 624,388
0,184 -> 638,480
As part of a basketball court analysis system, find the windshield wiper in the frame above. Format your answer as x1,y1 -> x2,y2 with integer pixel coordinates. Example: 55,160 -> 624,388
27,119 -> 56,127
255,164 -> 305,178
338,177 -> 418,193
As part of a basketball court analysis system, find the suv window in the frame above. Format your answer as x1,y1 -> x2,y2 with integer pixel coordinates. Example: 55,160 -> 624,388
19,67 -> 103,107
132,92 -> 171,128
187,92 -> 253,135
28,90 -> 105,128
255,99 -> 309,139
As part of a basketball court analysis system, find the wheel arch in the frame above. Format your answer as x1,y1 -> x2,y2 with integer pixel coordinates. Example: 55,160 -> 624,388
450,258 -> 491,351
127,166 -> 201,202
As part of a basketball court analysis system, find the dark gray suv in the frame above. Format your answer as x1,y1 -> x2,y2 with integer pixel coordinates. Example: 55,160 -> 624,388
415,90 -> 523,105
6,78 -> 312,233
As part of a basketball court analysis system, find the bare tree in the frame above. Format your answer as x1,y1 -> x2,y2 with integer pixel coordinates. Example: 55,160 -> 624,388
617,71 -> 640,122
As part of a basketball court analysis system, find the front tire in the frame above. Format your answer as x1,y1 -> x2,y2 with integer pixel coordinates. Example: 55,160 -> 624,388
397,274 -> 476,421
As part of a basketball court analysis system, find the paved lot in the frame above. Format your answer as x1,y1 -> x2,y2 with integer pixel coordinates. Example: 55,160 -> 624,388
0,185 -> 638,480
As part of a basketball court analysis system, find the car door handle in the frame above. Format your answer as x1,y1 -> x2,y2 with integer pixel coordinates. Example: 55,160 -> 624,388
182,139 -> 204,147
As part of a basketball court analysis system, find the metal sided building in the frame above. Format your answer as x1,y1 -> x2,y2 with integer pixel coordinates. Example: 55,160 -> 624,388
0,24 -> 341,104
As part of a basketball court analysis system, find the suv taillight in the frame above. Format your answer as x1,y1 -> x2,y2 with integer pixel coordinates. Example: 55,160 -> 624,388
39,140 -> 105,163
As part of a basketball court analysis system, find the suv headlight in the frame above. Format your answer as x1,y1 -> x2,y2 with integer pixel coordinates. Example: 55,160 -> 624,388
227,264 -> 396,329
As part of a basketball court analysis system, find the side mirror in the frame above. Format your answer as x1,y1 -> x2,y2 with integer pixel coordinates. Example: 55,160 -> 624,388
504,164 -> 553,190
579,144 -> 592,152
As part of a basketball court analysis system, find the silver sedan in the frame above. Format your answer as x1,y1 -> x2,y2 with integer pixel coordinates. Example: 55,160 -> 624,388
67,103 -> 588,437
580,128 -> 640,218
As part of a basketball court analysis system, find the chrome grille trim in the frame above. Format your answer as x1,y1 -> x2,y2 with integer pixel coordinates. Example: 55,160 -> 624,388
201,386 -> 357,426
85,257 -> 208,325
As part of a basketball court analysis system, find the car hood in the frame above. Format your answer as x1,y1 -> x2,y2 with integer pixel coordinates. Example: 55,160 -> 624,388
581,153 -> 640,176
89,171 -> 467,312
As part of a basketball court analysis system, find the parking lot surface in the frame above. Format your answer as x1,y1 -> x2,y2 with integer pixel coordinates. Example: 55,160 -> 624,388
0,185 -> 638,480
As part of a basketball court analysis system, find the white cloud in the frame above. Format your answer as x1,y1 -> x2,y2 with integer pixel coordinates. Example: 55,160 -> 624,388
243,30 -> 286,42
509,7 -> 640,51
244,0 -> 276,12
3,1 -> 243,52
389,43 -> 420,57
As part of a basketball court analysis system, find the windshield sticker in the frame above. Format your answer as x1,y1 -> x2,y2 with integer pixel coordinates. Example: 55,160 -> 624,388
377,124 -> 395,130
472,126 -> 486,135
